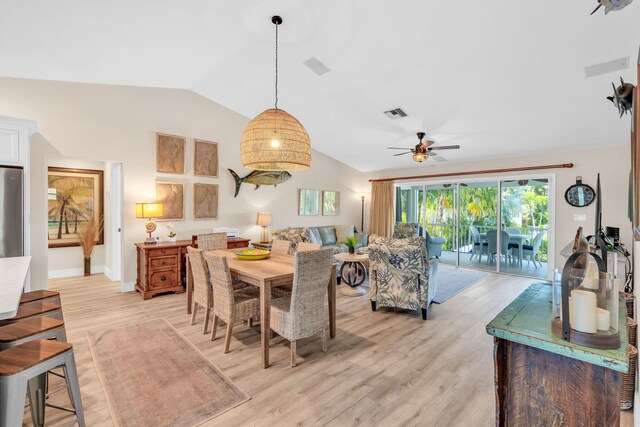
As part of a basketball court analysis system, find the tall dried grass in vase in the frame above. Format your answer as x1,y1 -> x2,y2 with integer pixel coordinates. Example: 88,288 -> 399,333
78,215 -> 104,276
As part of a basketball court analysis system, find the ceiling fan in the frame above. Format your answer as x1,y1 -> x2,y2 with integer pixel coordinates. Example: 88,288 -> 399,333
388,132 -> 460,163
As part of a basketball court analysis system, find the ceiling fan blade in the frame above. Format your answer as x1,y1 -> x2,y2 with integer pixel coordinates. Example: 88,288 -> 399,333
423,140 -> 435,148
433,155 -> 447,162
388,147 -> 413,150
429,145 -> 460,150
427,151 -> 438,156
393,152 -> 412,156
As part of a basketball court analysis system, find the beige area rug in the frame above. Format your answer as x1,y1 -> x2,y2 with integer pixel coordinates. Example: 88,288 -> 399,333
87,318 -> 249,427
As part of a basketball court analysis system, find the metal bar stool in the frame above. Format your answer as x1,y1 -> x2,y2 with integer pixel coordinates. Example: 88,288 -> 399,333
0,317 -> 69,426
20,290 -> 61,306
0,301 -> 63,327
0,317 -> 66,350
0,340 -> 84,427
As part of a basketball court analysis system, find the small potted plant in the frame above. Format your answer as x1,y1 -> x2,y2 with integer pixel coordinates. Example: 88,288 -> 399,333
345,236 -> 358,255
167,222 -> 176,242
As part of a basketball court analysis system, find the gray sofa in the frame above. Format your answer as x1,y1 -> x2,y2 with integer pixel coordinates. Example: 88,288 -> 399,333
274,225 -> 368,254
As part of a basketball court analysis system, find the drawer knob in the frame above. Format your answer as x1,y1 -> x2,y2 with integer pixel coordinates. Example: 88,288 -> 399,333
161,276 -> 167,281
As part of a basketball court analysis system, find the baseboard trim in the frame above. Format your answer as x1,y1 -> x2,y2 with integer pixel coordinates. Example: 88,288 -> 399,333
48,265 -> 105,279
104,267 -> 114,281
120,281 -> 135,293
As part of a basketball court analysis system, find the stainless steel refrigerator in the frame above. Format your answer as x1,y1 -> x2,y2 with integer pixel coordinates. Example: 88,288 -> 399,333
0,166 -> 23,257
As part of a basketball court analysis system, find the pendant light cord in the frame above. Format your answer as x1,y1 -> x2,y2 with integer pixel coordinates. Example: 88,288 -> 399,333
274,21 -> 279,110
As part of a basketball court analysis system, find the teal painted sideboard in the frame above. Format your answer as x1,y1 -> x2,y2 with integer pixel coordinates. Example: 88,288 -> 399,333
486,282 -> 629,426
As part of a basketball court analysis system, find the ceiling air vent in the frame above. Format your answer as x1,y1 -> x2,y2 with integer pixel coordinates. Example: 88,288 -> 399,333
383,108 -> 407,119
303,57 -> 330,76
584,57 -> 629,78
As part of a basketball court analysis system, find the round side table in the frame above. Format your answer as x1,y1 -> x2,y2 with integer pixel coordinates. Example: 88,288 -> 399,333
334,252 -> 369,297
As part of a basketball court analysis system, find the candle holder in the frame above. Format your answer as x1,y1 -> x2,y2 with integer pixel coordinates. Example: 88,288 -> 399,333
551,247 -> 620,349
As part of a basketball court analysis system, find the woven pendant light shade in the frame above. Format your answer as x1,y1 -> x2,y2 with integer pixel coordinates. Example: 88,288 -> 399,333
240,108 -> 311,171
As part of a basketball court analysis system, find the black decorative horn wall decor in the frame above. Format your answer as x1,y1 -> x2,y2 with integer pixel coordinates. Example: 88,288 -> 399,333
607,77 -> 635,118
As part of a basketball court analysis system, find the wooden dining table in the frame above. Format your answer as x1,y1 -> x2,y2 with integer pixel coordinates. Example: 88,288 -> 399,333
185,249 -> 337,368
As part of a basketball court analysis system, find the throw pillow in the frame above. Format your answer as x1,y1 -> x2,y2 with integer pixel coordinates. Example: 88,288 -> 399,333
306,227 -> 322,245
318,226 -> 337,246
277,227 -> 310,251
334,225 -> 355,245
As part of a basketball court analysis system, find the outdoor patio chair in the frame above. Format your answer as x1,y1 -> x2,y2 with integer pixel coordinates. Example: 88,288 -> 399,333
486,230 -> 512,266
469,226 -> 488,262
521,230 -> 546,268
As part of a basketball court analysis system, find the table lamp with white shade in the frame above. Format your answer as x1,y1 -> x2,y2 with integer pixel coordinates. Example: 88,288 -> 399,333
136,203 -> 164,244
256,212 -> 272,243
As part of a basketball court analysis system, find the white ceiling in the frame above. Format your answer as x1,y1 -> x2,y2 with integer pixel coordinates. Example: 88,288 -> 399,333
1,0 -> 639,172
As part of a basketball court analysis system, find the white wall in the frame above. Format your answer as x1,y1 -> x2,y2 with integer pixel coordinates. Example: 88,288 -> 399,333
367,144 -> 633,270
0,77 -> 364,289
46,157 -> 107,278
29,133 -> 58,290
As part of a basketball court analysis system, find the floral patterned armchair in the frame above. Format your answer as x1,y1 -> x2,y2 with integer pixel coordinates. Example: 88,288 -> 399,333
368,235 -> 439,320
393,222 -> 446,259
393,222 -> 419,238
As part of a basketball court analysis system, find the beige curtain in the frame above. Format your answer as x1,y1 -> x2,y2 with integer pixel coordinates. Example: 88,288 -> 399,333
369,181 -> 394,238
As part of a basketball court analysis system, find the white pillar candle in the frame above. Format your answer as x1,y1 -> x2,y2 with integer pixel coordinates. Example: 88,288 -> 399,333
570,289 -> 597,334
581,263 -> 600,290
581,277 -> 600,290
596,308 -> 610,331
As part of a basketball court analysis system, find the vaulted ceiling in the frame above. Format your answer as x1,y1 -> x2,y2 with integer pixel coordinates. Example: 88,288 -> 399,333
1,1 -> 638,171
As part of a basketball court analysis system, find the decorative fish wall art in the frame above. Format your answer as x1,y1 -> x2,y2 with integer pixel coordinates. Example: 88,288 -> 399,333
590,0 -> 634,15
607,77 -> 635,117
228,169 -> 292,197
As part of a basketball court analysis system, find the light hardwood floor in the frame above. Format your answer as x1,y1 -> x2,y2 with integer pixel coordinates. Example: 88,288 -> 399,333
29,272 -> 633,426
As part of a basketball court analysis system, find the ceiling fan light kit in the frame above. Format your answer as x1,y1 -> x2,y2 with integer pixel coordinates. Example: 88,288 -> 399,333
413,152 -> 428,163
240,15 -> 311,172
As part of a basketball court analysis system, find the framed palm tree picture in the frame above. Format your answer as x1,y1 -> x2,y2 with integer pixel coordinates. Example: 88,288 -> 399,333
47,167 -> 104,248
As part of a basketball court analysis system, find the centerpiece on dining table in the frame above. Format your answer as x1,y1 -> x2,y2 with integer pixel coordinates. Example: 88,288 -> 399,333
235,249 -> 271,260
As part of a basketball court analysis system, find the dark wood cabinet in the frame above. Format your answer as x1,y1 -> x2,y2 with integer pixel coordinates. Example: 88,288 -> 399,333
135,237 -> 251,300
135,241 -> 189,300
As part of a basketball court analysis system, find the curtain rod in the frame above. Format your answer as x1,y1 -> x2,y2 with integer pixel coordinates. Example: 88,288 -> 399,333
368,163 -> 574,183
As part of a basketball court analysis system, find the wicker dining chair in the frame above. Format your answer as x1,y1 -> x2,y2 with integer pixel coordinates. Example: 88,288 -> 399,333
187,246 -> 214,334
197,232 -> 227,251
270,248 -> 333,367
296,242 -> 322,252
203,253 -> 288,353
271,239 -> 292,256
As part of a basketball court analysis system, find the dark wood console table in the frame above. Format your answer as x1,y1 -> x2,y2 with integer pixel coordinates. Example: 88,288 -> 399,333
135,237 -> 250,301
486,282 -> 629,426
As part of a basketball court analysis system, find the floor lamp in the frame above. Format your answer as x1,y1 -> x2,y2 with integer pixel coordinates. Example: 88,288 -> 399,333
359,193 -> 368,232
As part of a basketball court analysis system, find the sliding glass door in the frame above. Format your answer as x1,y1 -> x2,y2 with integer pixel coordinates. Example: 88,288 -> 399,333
500,179 -> 549,279
424,184 -> 457,266
395,175 -> 552,279
459,181 -> 498,272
